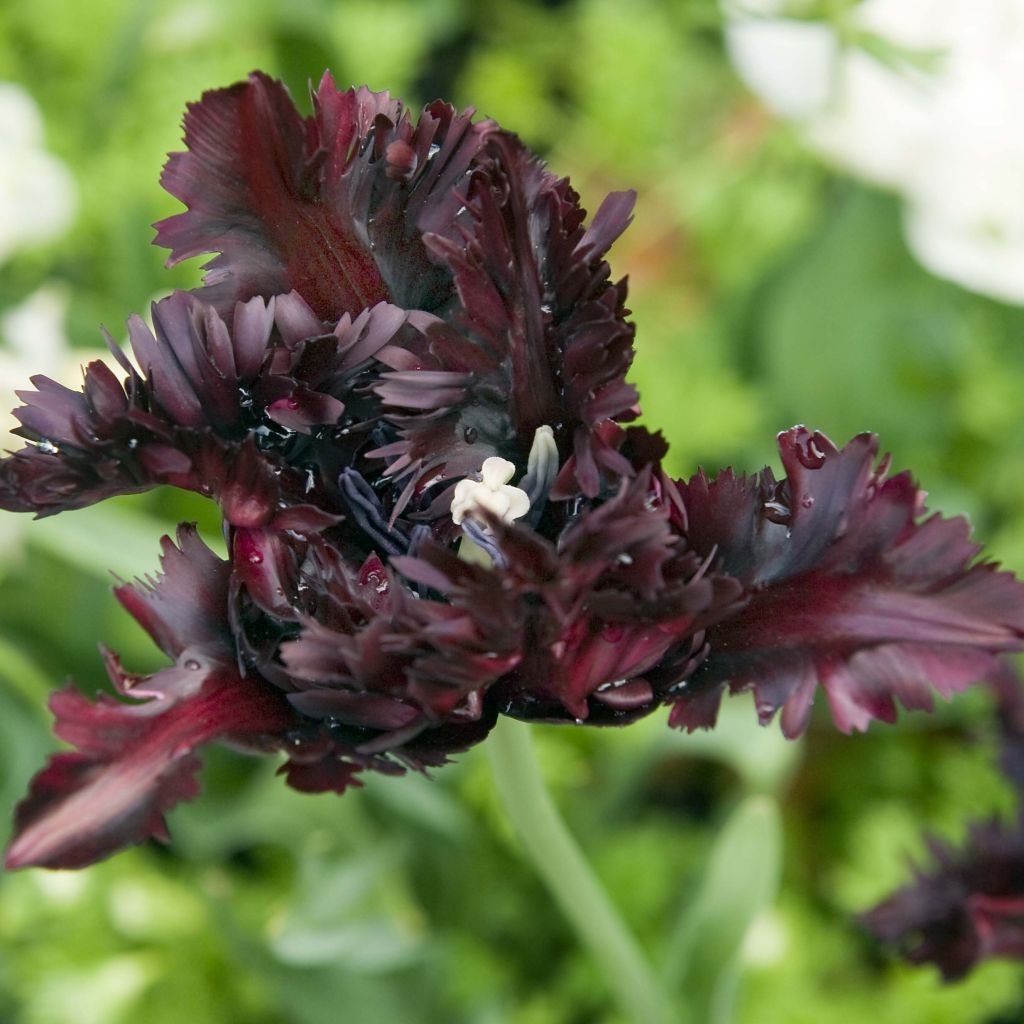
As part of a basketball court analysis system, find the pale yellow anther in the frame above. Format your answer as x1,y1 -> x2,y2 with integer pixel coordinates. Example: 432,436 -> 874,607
451,456 -> 531,527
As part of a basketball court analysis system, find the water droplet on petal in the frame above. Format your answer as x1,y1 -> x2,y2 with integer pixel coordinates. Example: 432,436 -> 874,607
755,697 -> 777,724
793,434 -> 827,469
763,499 -> 790,525
834,512 -> 850,540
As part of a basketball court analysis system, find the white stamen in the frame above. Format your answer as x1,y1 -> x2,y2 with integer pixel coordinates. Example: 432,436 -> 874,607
451,456 -> 531,527
520,424 -> 558,502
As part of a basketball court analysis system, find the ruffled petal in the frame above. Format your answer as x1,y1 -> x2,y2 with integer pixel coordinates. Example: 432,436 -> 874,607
283,544 -> 520,721
114,524 -> 232,660
673,427 -> 1024,735
369,132 -> 638,501
4,660 -> 294,870
154,72 -> 494,322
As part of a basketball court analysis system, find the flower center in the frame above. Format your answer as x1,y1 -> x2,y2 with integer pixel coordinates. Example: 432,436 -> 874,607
451,457 -> 530,527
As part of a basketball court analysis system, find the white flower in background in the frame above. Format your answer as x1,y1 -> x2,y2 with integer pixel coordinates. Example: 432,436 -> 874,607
0,82 -> 76,263
0,83 -> 79,566
0,287 -> 70,562
724,0 -> 1024,304
0,286 -> 73,450
1,287 -> 122,453
0,288 -> 124,570
0,293 -> 130,567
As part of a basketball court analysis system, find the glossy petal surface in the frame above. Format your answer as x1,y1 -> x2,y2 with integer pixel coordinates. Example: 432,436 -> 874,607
673,428 -> 1024,735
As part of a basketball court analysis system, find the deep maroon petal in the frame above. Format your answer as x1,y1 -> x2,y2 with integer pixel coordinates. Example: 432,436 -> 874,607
114,525 -> 232,660
288,689 -> 421,730
970,894 -> 1024,960
369,132 -> 637,502
282,544 -> 520,722
277,756 -> 365,795
0,292 -> 277,517
154,72 -> 494,322
0,361 -> 152,515
155,73 -> 388,319
232,527 -> 302,619
4,663 -> 294,869
674,428 -> 1024,735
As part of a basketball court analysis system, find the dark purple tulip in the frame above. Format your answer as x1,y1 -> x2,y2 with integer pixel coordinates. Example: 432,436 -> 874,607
861,817 -> 1024,981
4,72 -> 1024,872
861,665 -> 1024,979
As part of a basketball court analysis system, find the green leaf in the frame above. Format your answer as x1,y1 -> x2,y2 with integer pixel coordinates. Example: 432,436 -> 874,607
661,696 -> 803,795
0,630 -> 57,720
26,499 -> 224,581
665,795 -> 784,1024
757,187 -> 969,454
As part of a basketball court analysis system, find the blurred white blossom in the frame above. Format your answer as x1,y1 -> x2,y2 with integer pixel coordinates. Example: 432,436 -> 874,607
0,287 -> 118,566
725,0 -> 1024,303
0,286 -> 73,449
1,286 -> 121,455
0,82 -> 76,263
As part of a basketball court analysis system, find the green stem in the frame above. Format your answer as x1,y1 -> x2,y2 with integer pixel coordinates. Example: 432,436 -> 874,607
487,716 -> 678,1024
0,632 -> 55,724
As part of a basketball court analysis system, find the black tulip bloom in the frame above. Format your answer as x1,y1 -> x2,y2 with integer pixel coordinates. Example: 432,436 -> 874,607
861,666 -> 1024,980
861,816 -> 1024,981
3,72 -> 1024,872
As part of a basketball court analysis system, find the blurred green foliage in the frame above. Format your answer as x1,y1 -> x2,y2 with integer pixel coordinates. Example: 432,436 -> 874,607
1,0 -> 1023,1021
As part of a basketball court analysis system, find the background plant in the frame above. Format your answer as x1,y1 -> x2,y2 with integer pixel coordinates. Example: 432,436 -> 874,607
1,1 -> 1023,1022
